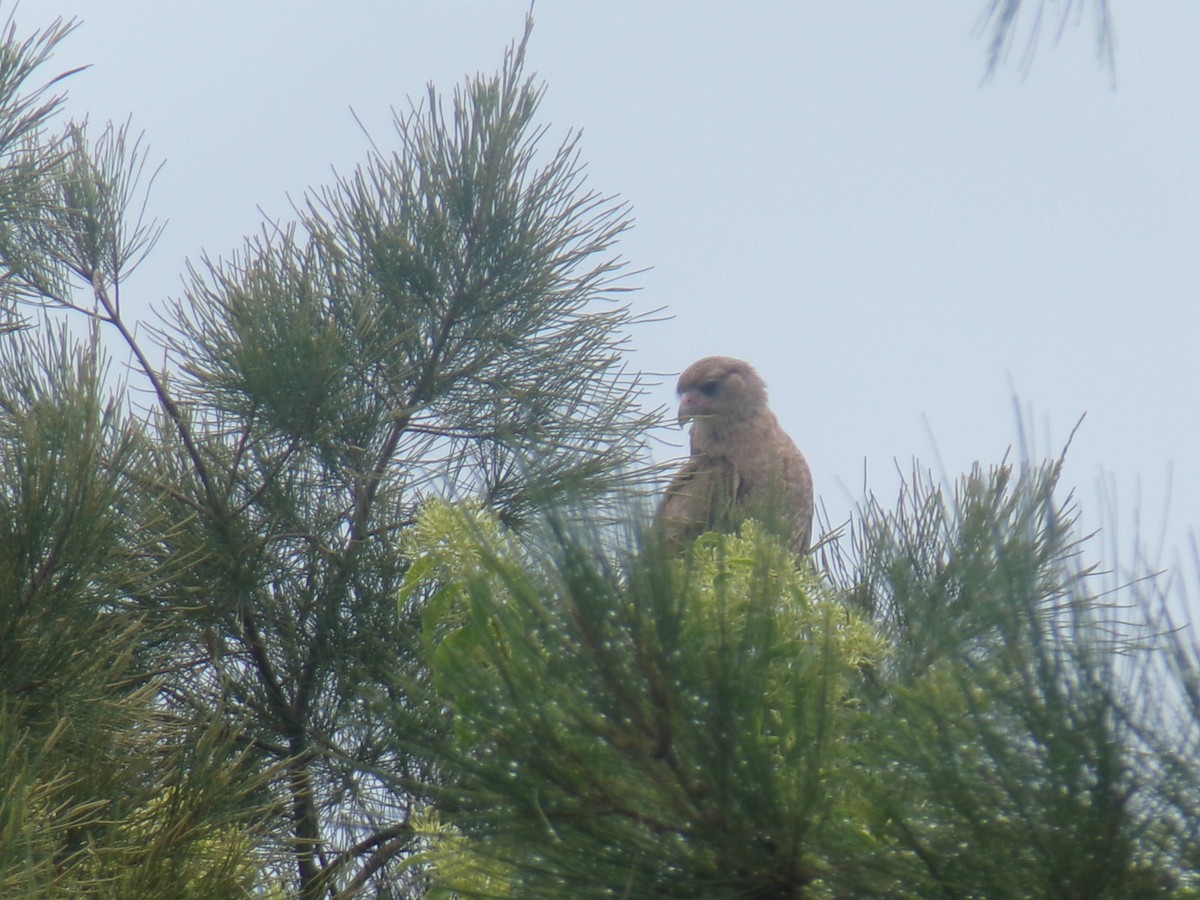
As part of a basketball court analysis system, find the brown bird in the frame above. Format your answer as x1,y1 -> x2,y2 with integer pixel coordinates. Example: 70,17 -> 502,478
657,356 -> 813,555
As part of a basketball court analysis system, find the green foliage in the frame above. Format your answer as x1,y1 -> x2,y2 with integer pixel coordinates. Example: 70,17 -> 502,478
405,504 -> 886,897
0,323 -> 275,897
0,6 -> 1194,898
822,458 -> 1197,897
407,454 -> 1200,898
164,26 -> 653,528
0,21 -> 276,894
0,11 -> 81,323
0,11 -> 661,896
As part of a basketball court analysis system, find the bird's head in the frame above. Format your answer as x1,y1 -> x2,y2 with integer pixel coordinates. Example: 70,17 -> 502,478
675,356 -> 768,428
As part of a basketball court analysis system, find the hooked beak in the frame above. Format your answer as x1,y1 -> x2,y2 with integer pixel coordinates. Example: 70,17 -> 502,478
676,389 -> 702,427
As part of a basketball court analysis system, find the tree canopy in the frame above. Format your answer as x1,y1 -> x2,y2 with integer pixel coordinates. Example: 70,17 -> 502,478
0,6 -> 1196,899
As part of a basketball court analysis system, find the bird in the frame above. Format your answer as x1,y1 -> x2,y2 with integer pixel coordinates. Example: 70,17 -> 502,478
656,356 -> 813,555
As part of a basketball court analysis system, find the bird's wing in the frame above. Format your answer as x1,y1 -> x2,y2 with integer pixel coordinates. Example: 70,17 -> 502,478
727,425 -> 813,555
657,454 -> 739,552
781,448 -> 814,554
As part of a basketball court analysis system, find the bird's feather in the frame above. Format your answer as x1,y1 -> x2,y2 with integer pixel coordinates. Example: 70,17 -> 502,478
657,357 -> 812,555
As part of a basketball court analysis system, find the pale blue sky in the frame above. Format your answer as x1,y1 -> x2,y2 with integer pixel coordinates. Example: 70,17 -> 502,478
14,2 -> 1200,609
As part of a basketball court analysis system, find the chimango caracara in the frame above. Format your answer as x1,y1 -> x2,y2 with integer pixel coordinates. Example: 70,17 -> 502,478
657,356 -> 813,555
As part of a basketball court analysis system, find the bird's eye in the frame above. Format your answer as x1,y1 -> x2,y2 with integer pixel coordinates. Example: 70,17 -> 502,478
699,380 -> 719,397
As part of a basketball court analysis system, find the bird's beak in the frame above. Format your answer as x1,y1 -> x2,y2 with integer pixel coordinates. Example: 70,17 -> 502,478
676,390 -> 700,427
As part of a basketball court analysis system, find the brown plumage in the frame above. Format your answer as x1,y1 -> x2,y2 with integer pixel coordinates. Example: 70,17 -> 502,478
656,356 -> 813,555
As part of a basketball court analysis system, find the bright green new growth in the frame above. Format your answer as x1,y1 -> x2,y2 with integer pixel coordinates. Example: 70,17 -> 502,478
401,452 -> 1200,898
404,504 -> 887,896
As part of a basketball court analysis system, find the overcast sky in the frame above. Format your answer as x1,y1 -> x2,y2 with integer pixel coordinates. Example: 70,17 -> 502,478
13,2 -> 1200,612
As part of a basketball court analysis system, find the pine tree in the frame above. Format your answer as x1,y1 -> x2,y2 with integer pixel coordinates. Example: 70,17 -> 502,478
0,14 -> 661,898
2,7 -> 1195,898
0,19 -> 276,895
402,458 -> 1200,897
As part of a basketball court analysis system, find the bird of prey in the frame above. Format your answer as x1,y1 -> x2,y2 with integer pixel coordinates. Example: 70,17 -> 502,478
656,356 -> 813,555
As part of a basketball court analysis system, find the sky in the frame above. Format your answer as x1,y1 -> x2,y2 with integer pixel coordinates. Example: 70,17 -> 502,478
11,2 -> 1200,613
